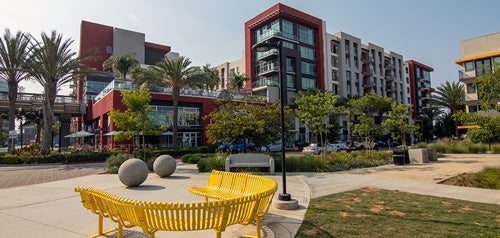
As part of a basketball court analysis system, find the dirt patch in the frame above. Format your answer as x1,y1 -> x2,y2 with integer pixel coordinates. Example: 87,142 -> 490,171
461,206 -> 473,211
340,211 -> 349,217
370,205 -> 384,213
390,211 -> 406,216
355,213 -> 370,218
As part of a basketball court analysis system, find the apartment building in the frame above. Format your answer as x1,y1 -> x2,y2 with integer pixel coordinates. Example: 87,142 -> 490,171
455,32 -> 500,115
405,60 -> 434,120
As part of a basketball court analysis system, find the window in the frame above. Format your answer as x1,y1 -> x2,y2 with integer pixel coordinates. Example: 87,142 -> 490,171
283,41 -> 294,49
300,46 -> 316,60
331,41 -> 339,54
301,62 -> 317,75
353,43 -> 359,69
475,58 -> 492,76
345,40 -> 350,67
286,57 -> 295,72
332,69 -> 338,81
494,57 -> 500,69
106,46 -> 112,54
465,61 -> 474,72
469,105 -> 478,113
301,77 -> 316,89
282,19 -> 294,36
298,25 -> 314,45
466,83 -> 476,93
286,74 -> 296,88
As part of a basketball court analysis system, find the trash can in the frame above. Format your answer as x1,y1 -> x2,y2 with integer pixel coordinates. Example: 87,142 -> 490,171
393,149 -> 409,165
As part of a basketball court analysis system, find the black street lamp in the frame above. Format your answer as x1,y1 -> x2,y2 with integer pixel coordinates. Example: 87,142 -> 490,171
253,39 -> 291,201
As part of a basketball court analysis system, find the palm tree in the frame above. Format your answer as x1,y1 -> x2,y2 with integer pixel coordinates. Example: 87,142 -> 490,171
0,29 -> 31,152
201,64 -> 219,90
23,108 -> 43,144
103,52 -> 139,81
229,70 -> 248,94
27,31 -> 85,154
148,56 -> 205,149
432,81 -> 465,136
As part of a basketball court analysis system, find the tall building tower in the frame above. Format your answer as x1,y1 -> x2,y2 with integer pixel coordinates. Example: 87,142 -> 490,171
244,3 -> 325,104
405,60 -> 434,120
455,32 -> 500,115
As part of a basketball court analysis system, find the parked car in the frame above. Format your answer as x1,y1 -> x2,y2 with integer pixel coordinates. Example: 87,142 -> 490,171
303,143 -> 324,154
261,143 -> 282,152
229,141 -> 255,152
345,137 -> 378,150
327,141 -> 346,152
375,141 -> 386,147
217,142 -> 232,152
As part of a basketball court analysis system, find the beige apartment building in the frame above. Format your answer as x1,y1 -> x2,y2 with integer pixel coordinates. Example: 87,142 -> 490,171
455,32 -> 500,115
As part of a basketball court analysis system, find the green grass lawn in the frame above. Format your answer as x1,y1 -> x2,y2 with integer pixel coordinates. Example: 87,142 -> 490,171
297,188 -> 500,237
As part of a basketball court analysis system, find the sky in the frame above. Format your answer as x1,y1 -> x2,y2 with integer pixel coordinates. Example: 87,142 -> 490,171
1,0 -> 499,94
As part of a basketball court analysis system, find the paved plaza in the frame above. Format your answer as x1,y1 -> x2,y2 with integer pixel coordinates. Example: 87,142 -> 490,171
0,154 -> 499,237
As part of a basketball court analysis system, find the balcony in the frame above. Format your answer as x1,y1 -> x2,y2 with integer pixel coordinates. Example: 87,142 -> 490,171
384,63 -> 395,70
255,29 -> 299,45
458,70 -> 477,82
257,61 -> 279,76
252,77 -> 279,88
256,49 -> 278,61
420,77 -> 430,83
363,82 -> 373,88
386,86 -> 394,92
362,69 -> 374,76
385,75 -> 395,82
361,56 -> 374,64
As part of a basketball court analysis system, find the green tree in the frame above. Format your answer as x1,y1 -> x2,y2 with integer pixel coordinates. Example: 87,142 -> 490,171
205,100 -> 291,150
432,81 -> 465,137
110,84 -> 164,157
103,52 -> 139,81
201,64 -> 219,90
295,91 -> 339,156
476,65 -> 500,110
145,56 -> 206,149
0,29 -> 31,152
229,70 -> 248,94
347,94 -> 392,151
454,111 -> 500,151
384,102 -> 420,146
27,31 -> 87,154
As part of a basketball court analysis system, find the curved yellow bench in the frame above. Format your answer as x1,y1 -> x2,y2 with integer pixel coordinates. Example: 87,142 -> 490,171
75,170 -> 277,238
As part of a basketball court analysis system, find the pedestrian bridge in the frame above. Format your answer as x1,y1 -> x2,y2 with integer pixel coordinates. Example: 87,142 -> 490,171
0,92 -> 84,116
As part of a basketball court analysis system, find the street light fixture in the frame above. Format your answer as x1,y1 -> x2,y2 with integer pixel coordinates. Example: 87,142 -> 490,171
252,39 -> 291,201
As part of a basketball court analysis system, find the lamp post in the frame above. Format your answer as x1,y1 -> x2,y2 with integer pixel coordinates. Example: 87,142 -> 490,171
253,40 -> 291,201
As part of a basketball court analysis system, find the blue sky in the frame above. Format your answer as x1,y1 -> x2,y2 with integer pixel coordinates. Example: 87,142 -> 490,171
1,0 -> 499,93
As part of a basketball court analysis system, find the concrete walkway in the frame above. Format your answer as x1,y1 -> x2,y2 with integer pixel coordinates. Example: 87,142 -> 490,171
0,154 -> 498,237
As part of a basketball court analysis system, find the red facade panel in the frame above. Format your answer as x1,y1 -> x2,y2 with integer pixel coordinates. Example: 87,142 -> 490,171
80,21 -> 114,71
245,3 -> 325,90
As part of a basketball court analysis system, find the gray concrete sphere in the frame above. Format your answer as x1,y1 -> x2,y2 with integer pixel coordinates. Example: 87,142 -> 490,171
118,158 -> 148,187
153,155 -> 177,177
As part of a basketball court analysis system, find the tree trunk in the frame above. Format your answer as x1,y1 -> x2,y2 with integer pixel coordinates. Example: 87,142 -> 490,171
172,85 -> 180,149
8,83 -> 17,153
41,83 -> 56,155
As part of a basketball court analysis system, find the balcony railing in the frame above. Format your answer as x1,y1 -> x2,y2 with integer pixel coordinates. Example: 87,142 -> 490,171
255,29 -> 299,45
458,70 -> 476,80
256,61 -> 279,76
252,77 -> 279,88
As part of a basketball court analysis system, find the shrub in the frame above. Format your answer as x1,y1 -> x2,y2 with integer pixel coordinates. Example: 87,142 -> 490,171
106,153 -> 132,174
181,153 -> 219,164
197,154 -> 225,172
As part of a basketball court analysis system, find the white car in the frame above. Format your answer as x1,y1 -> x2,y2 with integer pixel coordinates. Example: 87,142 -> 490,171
327,141 -> 346,152
303,143 -> 324,154
261,143 -> 282,152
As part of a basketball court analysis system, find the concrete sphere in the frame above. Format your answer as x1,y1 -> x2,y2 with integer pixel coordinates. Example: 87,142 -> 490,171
118,158 -> 148,187
153,155 -> 177,177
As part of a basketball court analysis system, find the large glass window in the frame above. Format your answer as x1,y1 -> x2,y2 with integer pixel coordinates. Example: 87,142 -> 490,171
301,77 -> 316,89
286,57 -> 295,72
301,62 -> 317,75
300,46 -> 316,60
475,58 -> 492,76
282,19 -> 294,36
466,83 -> 476,94
149,105 -> 201,127
465,61 -> 474,72
282,41 -> 294,49
286,74 -> 296,88
494,57 -> 500,69
298,25 -> 314,45
353,42 -> 359,69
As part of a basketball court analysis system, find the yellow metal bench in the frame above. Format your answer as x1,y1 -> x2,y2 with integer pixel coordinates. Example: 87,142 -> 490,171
187,170 -> 278,237
75,170 -> 277,238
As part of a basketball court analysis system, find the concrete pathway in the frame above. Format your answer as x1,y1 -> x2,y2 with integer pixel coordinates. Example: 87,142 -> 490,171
0,154 -> 498,237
